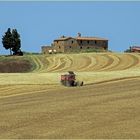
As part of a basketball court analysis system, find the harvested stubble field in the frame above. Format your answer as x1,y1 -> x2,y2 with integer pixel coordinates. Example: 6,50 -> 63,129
1,52 -> 140,138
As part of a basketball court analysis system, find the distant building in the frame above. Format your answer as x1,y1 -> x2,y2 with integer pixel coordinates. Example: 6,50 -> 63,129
42,33 -> 108,54
130,46 -> 140,53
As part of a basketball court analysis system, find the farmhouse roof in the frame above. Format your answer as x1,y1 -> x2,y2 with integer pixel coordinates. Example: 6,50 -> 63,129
75,37 -> 108,41
54,36 -> 108,41
54,37 -> 73,41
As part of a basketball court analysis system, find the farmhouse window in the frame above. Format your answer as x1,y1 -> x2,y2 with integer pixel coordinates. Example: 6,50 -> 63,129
80,40 -> 82,44
95,41 -> 97,44
72,41 -> 74,44
104,42 -> 107,46
104,46 -> 107,50
87,41 -> 89,44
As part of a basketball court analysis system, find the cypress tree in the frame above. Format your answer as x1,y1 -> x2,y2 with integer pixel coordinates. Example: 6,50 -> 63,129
11,29 -> 21,54
2,28 -> 13,55
2,28 -> 22,55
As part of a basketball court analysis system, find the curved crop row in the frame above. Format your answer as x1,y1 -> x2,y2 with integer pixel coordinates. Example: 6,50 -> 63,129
29,53 -> 140,73
30,55 -> 45,72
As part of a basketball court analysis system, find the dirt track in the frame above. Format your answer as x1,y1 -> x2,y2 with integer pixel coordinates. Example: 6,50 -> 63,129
0,78 -> 140,138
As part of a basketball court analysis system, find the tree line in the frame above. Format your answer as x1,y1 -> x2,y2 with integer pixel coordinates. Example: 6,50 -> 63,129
2,28 -> 23,55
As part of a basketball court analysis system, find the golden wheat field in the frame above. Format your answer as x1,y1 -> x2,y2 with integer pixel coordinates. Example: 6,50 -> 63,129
1,52 -> 140,138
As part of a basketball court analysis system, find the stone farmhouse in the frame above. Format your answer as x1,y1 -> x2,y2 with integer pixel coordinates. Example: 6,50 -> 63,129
42,33 -> 108,54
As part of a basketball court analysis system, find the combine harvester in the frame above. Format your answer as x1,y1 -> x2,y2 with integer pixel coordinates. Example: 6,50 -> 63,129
60,71 -> 83,87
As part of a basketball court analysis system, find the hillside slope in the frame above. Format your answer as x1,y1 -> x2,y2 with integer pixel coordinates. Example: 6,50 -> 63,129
30,53 -> 140,73
1,53 -> 140,85
1,53 -> 140,139
0,56 -> 34,73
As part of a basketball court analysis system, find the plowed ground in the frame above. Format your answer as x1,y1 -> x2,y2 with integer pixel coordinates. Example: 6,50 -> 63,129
1,53 -> 140,138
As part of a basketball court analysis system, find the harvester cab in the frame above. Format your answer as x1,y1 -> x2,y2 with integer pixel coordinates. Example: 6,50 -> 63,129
60,71 -> 83,87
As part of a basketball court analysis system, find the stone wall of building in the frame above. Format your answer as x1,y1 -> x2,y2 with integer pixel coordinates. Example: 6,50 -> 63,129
42,46 -> 55,54
63,38 -> 79,52
53,41 -> 65,53
77,40 -> 108,50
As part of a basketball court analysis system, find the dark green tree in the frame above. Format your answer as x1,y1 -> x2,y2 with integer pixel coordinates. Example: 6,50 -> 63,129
11,29 -> 21,54
2,28 -> 22,55
2,28 -> 13,55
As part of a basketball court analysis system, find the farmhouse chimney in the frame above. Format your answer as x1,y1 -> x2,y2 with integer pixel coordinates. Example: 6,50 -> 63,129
78,32 -> 81,37
61,35 -> 65,38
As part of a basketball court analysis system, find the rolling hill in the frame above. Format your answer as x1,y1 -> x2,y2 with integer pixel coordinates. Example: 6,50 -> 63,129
1,53 -> 140,86
1,52 -> 140,138
29,53 -> 140,73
